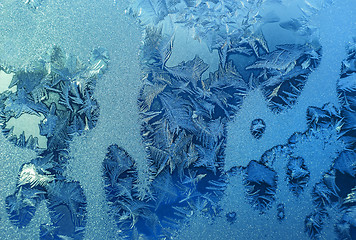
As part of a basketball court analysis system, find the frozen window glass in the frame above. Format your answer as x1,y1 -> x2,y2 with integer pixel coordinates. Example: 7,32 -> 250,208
0,0 -> 355,239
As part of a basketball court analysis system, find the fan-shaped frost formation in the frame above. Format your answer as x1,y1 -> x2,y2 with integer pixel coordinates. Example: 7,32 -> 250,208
102,143 -> 227,239
248,44 -> 322,112
242,160 -> 277,212
286,157 -> 310,196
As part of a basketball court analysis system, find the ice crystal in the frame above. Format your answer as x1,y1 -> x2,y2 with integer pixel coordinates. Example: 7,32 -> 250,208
101,27 -> 245,238
217,101 -> 352,239
103,2 -> 355,239
1,46 -> 109,239
0,46 -> 108,150
286,157 -> 310,196
137,28 -> 247,179
250,118 -> 266,139
243,160 -> 277,212
248,43 -> 322,113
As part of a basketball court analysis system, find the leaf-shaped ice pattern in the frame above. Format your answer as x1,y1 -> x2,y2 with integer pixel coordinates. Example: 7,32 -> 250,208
242,160 -> 277,212
102,142 -> 227,239
166,55 -> 209,89
141,27 -> 175,70
334,151 -> 356,178
338,75 -> 356,94
17,163 -> 54,188
247,43 -> 322,113
9,64 -> 47,95
39,103 -> 58,138
160,94 -> 195,133
131,0 -> 275,70
4,89 -> 48,118
174,0 -> 266,51
337,39 -> 356,152
341,38 -> 356,78
0,46 -> 108,150
131,0 -> 171,25
5,187 -> 45,228
1,46 -> 109,240
45,180 -> 87,238
103,144 -> 156,239
286,157 -> 310,196
246,44 -> 319,71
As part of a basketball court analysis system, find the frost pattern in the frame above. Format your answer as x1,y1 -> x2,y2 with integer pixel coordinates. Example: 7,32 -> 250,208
0,0 -> 355,239
109,1 -> 354,239
1,46 -> 109,239
249,44 -> 322,112
107,1 -> 355,239
102,27 -> 245,239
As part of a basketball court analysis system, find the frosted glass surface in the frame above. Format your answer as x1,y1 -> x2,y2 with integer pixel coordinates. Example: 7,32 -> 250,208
0,0 -> 355,239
